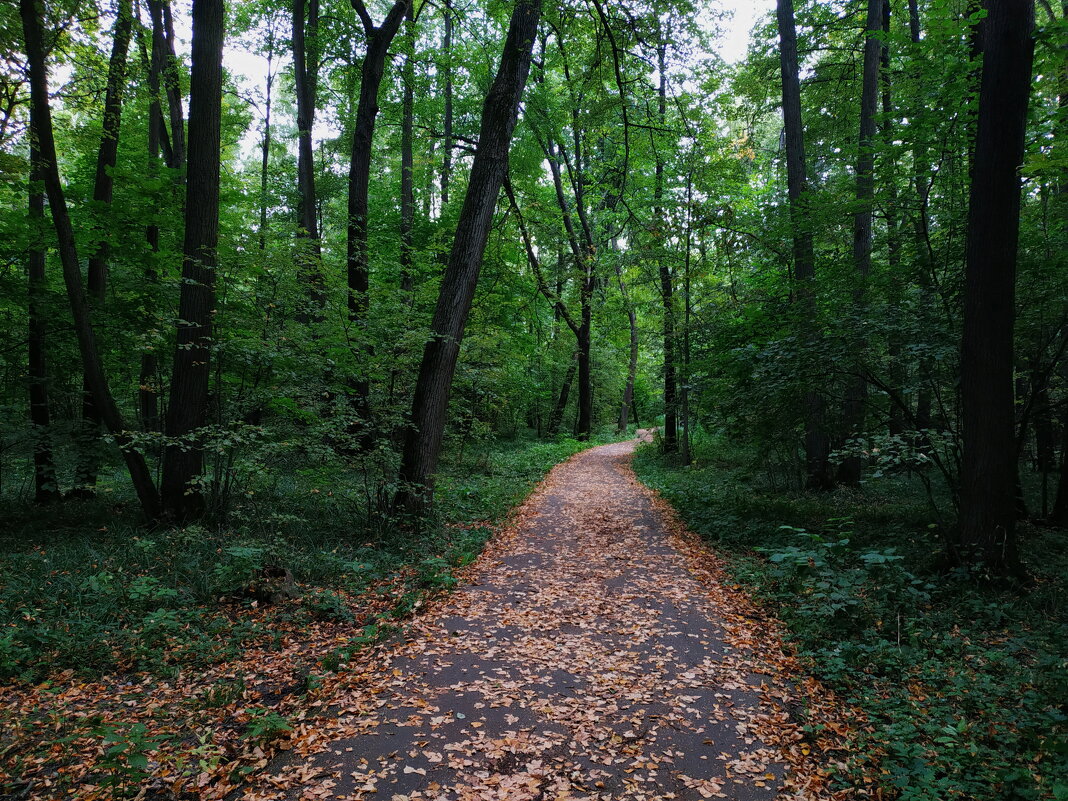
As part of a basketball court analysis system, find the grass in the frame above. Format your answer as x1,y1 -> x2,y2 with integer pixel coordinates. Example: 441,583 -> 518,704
633,430 -> 1068,801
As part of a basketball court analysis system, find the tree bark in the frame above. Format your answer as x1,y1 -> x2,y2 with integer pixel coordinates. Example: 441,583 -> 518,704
27,110 -> 58,504
160,0 -> 225,521
838,0 -> 883,486
74,0 -> 134,494
394,0 -> 542,517
20,0 -> 160,519
956,0 -> 1035,576
776,0 -> 833,489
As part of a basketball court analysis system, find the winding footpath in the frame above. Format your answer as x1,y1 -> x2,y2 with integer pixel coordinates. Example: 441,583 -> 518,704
248,437 -> 853,801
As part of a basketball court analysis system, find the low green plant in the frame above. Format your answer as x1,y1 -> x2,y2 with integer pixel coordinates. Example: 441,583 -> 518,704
243,709 -> 292,744
633,432 -> 1068,801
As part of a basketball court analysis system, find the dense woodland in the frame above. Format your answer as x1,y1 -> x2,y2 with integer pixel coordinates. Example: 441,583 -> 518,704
0,0 -> 1066,798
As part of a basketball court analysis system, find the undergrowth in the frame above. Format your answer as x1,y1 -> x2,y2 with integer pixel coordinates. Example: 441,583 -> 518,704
0,432 -> 609,684
633,431 -> 1068,801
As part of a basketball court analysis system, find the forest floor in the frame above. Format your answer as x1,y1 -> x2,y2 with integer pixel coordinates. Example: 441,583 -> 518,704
0,436 -> 870,801
236,435 -> 864,801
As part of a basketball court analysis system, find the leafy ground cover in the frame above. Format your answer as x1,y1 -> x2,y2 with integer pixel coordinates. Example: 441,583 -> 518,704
0,432 -> 618,799
633,431 -> 1068,801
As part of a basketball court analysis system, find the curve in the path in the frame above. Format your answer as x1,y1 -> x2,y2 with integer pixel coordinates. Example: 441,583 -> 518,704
252,438 -> 844,801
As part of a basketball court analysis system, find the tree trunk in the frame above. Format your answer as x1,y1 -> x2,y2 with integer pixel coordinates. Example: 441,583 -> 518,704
541,136 -> 593,440
259,37 -> 274,250
137,0 -> 168,431
160,0 -> 225,521
400,2 -> 415,294
394,0 -> 542,517
680,172 -> 693,465
956,0 -> 1035,576
440,0 -> 453,208
27,110 -> 58,504
548,358 -> 576,437
838,0 -> 883,486
617,305 -> 638,434
907,0 -> 936,440
294,0 -> 324,309
346,0 -> 410,440
20,0 -> 160,519
881,1 -> 907,439
73,0 -> 134,494
655,43 -> 677,453
776,0 -> 833,489
1052,410 -> 1068,526
149,0 -> 185,170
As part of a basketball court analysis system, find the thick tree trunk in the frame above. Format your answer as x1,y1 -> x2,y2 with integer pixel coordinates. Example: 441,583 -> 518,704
160,0 -> 225,521
27,111 -> 58,504
73,0 -> 133,494
776,0 -> 834,489
20,0 -> 160,519
956,0 -> 1034,576
394,0 -> 542,517
346,0 -> 410,438
838,0 -> 883,486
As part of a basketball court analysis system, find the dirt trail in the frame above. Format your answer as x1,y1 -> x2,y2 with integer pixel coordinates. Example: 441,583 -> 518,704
250,437 -> 846,800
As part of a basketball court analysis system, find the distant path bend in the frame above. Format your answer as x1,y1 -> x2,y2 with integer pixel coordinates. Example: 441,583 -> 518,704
258,437 -> 848,801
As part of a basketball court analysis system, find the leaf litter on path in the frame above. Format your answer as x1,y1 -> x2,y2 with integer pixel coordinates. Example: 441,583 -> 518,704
242,438 -> 873,801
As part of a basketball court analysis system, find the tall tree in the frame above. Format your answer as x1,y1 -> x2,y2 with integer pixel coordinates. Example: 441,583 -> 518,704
399,1 -> 415,294
148,0 -> 185,170
956,0 -> 1035,575
394,0 -> 543,517
20,0 -> 160,518
160,0 -> 225,521
73,0 -> 134,495
294,0 -> 323,308
26,110 -> 57,504
654,41 -> 678,453
346,0 -> 410,438
439,0 -> 453,208
776,0 -> 833,489
838,0 -> 883,486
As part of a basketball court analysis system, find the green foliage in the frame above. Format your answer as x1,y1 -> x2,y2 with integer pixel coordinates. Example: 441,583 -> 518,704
243,709 -> 292,745
0,434 -> 605,683
634,434 -> 1068,801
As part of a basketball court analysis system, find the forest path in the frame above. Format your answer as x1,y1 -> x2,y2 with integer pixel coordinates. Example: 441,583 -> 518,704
255,437 -> 841,801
